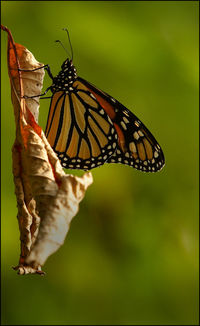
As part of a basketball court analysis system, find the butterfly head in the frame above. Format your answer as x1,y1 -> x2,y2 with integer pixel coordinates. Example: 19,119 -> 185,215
60,58 -> 77,75
61,58 -> 71,69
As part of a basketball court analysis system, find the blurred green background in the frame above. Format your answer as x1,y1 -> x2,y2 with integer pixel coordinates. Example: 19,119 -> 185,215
1,1 -> 199,325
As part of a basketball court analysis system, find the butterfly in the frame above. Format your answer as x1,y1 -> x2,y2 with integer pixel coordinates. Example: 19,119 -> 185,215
31,30 -> 165,172
44,56 -> 165,173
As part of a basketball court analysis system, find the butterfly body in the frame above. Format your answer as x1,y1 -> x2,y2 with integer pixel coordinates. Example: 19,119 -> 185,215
45,58 -> 165,172
50,59 -> 77,93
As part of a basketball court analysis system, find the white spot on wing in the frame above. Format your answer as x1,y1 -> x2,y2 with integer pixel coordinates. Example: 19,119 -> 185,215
123,117 -> 129,124
120,121 -> 127,130
133,132 -> 140,140
138,130 -> 144,137
90,93 -> 96,100
154,151 -> 159,158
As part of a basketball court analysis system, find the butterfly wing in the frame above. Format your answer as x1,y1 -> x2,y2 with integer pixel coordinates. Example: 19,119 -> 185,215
78,77 -> 165,172
45,86 -> 118,170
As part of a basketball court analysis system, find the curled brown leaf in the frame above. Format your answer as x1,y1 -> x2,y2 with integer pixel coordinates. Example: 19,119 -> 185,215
2,25 -> 93,275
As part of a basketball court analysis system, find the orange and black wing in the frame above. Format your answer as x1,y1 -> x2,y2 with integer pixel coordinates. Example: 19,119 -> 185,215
78,77 -> 165,172
45,85 -> 118,170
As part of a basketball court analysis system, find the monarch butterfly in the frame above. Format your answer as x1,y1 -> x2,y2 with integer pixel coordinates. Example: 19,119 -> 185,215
26,30 -> 165,172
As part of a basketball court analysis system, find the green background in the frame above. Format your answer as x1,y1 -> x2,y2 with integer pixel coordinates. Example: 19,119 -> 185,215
1,1 -> 199,325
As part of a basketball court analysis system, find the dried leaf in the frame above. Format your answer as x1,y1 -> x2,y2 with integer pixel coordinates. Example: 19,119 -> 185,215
2,25 -> 93,275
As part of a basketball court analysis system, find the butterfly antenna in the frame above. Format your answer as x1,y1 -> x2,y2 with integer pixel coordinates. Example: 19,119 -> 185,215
62,28 -> 74,61
55,39 -> 72,59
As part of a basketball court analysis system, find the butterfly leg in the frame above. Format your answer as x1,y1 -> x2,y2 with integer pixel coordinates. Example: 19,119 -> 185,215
18,64 -> 54,98
18,64 -> 54,80
22,86 -> 52,99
